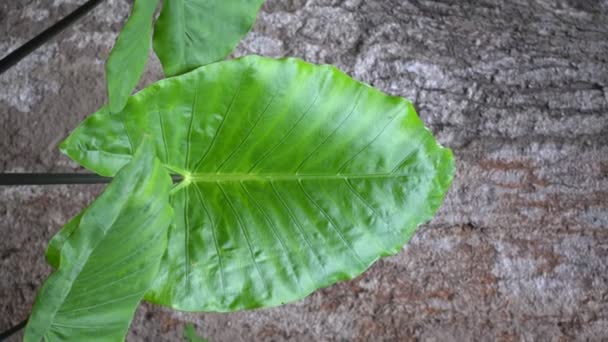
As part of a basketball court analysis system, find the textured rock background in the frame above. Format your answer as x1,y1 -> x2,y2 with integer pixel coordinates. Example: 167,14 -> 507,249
1,0 -> 608,340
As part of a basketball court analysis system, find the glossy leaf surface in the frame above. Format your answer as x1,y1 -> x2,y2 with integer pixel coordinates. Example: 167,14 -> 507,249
61,56 -> 455,312
25,141 -> 173,341
153,0 -> 264,77
106,0 -> 159,113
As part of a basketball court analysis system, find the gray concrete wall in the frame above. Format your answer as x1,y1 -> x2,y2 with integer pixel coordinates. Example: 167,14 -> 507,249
1,0 -> 607,340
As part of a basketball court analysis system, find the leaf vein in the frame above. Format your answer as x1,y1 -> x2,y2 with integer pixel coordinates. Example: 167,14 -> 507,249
157,109 -> 170,164
184,189 -> 191,290
390,132 -> 432,173
192,185 -> 226,300
297,180 -> 366,267
75,225 -> 166,284
240,181 -> 305,293
120,116 -> 134,154
185,78 -> 201,169
336,110 -> 400,174
216,93 -> 277,172
56,291 -> 146,315
61,261 -> 158,304
343,179 -> 401,241
216,182 -> 271,296
247,92 -> 321,172
50,322 -> 124,330
189,173 -> 411,182
192,79 -> 244,172
269,181 -> 329,279
295,87 -> 364,173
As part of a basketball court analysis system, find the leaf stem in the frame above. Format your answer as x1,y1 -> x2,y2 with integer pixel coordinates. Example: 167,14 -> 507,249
0,0 -> 105,75
0,173 -> 182,186
0,318 -> 27,340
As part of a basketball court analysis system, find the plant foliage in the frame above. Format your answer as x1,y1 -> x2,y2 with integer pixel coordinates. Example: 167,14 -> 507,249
106,0 -> 264,113
105,0 -> 159,113
23,1 -> 455,341
153,0 -> 265,77
24,140 -> 173,341
59,55 -> 454,311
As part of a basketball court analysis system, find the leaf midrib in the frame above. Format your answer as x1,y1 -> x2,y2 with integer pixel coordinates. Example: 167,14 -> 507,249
184,172 -> 409,183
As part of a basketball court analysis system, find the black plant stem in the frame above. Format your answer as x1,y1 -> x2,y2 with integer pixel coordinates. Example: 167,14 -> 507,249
0,173 -> 111,185
0,318 -> 27,341
0,0 -> 105,75
0,173 -> 183,185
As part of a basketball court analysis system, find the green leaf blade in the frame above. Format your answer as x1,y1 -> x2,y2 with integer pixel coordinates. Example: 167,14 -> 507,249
25,141 -> 173,341
153,0 -> 264,77
61,56 -> 455,312
106,0 -> 160,113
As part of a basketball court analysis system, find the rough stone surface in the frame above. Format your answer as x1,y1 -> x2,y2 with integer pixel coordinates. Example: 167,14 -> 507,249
1,0 -> 608,341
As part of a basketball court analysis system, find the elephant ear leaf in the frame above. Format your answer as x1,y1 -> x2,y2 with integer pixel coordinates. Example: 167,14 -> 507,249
153,0 -> 264,77
24,140 -> 173,342
106,0 -> 160,113
61,56 -> 455,312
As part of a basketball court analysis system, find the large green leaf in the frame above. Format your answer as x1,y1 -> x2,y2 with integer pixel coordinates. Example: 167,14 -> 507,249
24,140 -> 173,341
106,0 -> 159,113
60,56 -> 455,311
153,0 -> 264,77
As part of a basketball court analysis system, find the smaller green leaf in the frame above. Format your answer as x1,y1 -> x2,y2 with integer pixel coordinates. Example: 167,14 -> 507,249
106,0 -> 160,113
153,0 -> 264,77
184,324 -> 208,342
24,139 -> 173,342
